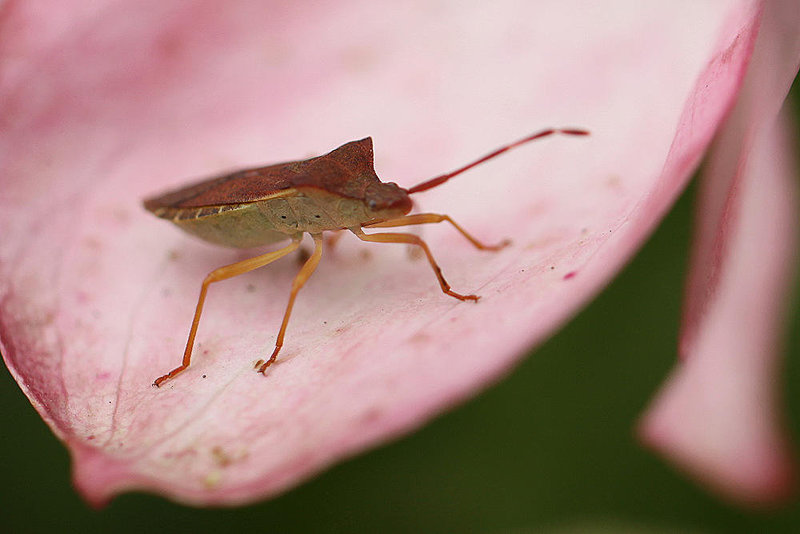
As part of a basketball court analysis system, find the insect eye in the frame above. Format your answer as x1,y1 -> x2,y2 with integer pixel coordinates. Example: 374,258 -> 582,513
367,200 -> 378,210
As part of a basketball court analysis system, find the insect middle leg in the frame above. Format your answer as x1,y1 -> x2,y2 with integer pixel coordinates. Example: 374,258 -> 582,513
256,233 -> 324,374
153,235 -> 303,387
350,227 -> 478,302
363,213 -> 510,250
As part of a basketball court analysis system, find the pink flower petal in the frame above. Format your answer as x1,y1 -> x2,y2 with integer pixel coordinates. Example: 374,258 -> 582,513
639,0 -> 800,505
0,1 -> 762,505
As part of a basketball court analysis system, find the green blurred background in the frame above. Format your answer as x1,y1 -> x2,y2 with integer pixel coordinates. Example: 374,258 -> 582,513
2,89 -> 799,534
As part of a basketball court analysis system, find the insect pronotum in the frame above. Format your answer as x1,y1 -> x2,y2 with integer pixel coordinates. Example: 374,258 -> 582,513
144,128 -> 589,386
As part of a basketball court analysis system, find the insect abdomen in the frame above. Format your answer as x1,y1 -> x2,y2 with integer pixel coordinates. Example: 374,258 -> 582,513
172,203 -> 292,248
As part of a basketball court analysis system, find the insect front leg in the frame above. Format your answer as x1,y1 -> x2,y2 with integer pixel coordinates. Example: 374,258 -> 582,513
350,227 -> 479,302
154,235 -> 303,387
364,213 -> 510,250
256,233 -> 324,375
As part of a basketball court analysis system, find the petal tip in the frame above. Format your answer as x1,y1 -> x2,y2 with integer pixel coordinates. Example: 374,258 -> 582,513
70,442 -> 137,508
637,404 -> 797,507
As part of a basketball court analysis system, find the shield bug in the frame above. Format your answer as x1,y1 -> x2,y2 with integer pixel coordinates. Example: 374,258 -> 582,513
145,128 -> 589,386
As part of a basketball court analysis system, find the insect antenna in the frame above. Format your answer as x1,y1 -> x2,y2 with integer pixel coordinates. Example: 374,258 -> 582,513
406,128 -> 589,195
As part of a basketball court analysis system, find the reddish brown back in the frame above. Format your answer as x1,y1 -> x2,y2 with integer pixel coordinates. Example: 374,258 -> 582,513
144,138 -> 384,211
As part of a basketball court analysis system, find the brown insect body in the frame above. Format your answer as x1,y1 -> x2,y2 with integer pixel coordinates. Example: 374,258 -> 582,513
145,128 -> 588,386
144,138 -> 412,248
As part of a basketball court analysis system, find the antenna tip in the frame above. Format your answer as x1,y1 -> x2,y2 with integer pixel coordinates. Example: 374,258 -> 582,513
559,128 -> 590,136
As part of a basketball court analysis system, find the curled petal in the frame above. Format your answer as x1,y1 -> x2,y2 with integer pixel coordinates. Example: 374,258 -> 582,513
639,0 -> 800,505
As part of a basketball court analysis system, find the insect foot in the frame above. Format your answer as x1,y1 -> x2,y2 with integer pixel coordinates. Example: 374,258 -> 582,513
255,346 -> 281,375
153,370 -> 179,388
256,361 -> 274,375
484,238 -> 512,251
449,291 -> 480,302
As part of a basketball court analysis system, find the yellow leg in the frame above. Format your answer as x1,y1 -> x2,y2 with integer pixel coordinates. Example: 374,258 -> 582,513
364,213 -> 510,250
154,236 -> 303,387
256,233 -> 324,374
350,227 -> 478,302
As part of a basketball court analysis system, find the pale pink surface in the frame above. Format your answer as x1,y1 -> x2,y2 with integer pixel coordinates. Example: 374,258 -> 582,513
639,0 -> 800,505
0,1 -> 774,505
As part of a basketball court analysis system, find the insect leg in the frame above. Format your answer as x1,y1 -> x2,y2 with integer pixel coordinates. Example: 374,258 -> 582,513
364,213 -> 510,251
257,233 -> 324,375
350,227 -> 479,302
153,235 -> 303,387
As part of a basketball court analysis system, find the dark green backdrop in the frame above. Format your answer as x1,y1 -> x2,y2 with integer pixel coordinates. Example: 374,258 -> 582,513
2,87 -> 799,534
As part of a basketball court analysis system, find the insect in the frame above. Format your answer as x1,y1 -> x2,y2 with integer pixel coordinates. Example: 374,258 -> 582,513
145,127 -> 589,386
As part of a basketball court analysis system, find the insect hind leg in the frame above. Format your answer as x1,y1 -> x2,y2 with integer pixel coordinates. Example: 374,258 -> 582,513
256,233 -> 324,374
153,235 -> 303,387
